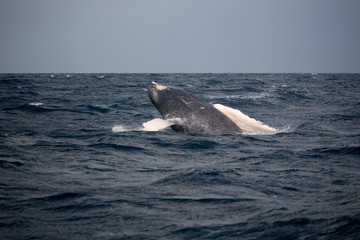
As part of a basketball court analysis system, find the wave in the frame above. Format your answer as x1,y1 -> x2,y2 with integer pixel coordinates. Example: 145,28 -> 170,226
160,197 -> 255,204
0,158 -> 24,170
86,104 -> 110,113
170,215 -> 360,240
90,142 -> 146,152
153,169 -> 240,186
302,145 -> 360,157
206,92 -> 273,101
37,192 -> 85,202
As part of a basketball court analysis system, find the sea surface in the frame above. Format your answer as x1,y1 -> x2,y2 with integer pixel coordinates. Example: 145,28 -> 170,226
0,73 -> 359,239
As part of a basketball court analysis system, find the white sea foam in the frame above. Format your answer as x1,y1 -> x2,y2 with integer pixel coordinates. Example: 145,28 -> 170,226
112,125 -> 131,133
29,102 -> 44,107
240,92 -> 273,100
206,91 -> 273,101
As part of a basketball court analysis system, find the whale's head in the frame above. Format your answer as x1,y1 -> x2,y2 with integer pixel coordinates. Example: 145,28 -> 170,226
147,81 -> 210,117
147,82 -> 175,119
148,81 -> 201,117
147,81 -> 208,132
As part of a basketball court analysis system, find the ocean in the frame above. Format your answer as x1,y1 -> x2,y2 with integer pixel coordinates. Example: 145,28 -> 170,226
0,73 -> 359,239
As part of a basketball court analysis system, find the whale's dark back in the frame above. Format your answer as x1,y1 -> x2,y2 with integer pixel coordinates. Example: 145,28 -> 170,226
147,82 -> 242,133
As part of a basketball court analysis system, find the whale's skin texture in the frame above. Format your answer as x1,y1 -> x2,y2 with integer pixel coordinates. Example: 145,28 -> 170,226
147,82 -> 242,134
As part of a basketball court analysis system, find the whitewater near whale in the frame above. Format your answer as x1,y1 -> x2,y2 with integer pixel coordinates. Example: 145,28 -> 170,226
143,82 -> 275,133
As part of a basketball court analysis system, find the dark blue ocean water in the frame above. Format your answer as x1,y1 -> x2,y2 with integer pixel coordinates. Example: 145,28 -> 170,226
0,73 -> 359,239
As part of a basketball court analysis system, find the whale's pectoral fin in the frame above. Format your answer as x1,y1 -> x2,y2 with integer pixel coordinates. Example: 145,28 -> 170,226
142,118 -> 183,131
213,104 -> 276,132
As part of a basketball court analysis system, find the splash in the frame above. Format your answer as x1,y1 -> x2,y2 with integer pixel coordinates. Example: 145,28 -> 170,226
242,126 -> 291,135
213,104 -> 276,132
29,102 -> 44,107
112,125 -> 131,133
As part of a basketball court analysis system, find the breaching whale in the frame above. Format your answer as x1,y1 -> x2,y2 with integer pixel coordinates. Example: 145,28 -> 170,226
145,82 -> 276,133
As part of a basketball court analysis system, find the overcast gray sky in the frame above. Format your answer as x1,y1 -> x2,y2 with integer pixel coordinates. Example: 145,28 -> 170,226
1,0 -> 359,73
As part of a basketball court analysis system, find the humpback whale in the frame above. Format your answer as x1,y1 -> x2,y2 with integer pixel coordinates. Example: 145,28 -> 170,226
145,82 -> 275,133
